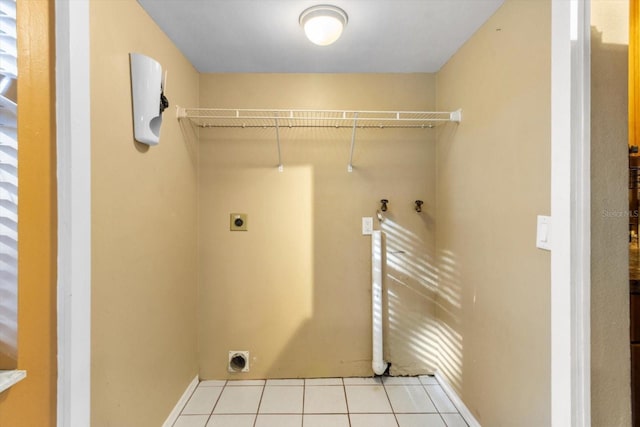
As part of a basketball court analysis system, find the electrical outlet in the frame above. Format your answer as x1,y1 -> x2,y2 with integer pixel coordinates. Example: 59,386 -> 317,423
230,213 -> 247,231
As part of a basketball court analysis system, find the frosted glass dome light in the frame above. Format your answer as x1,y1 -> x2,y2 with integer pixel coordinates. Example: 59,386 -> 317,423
299,5 -> 348,46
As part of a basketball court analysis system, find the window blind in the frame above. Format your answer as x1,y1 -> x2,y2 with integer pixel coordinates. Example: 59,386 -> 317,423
0,0 -> 18,367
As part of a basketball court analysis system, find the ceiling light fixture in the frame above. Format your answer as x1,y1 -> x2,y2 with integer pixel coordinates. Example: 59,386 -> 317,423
299,4 -> 348,46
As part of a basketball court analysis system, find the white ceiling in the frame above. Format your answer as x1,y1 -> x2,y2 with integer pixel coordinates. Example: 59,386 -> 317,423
137,0 -> 505,73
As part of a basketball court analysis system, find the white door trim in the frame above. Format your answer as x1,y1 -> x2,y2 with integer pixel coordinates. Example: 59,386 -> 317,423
55,0 -> 92,426
550,0 -> 591,425
570,1 -> 592,424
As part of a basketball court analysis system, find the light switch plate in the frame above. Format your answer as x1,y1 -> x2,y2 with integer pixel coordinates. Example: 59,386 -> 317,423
536,215 -> 551,251
362,217 -> 373,235
230,213 -> 247,231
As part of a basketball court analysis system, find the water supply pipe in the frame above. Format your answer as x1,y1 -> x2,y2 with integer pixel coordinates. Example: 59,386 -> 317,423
371,230 -> 388,375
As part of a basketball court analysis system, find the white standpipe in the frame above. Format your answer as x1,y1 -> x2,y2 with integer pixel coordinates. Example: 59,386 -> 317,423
371,230 -> 388,375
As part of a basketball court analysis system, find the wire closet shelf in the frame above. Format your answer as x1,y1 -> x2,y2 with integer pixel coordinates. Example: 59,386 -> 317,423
176,106 -> 462,172
176,107 -> 462,129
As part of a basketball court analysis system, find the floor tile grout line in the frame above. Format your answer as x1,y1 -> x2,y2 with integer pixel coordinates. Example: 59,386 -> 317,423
251,383 -> 266,427
301,382 -> 306,418
385,379 -> 456,423
172,376 -> 467,426
203,382 -> 225,426
203,412 -> 213,427
437,411 -> 451,427
341,377 -> 353,427
253,412 -> 308,415
431,377 -> 464,416
419,380 -> 446,415
209,412 -> 259,415
173,381 -> 202,422
380,377 -> 401,426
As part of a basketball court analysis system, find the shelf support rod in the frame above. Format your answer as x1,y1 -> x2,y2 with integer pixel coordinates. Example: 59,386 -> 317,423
275,118 -> 283,172
347,112 -> 358,173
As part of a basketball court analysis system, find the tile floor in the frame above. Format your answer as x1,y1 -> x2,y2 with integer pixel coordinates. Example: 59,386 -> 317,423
172,376 -> 469,427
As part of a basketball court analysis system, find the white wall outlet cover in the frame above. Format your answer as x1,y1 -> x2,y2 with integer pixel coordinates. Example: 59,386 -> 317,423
362,217 -> 373,235
536,215 -> 551,251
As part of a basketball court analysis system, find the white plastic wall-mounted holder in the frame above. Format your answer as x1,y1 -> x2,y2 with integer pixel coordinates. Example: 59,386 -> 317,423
129,53 -> 167,145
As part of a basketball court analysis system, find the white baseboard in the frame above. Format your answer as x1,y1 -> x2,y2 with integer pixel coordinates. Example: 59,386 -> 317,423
434,371 -> 481,427
162,375 -> 199,427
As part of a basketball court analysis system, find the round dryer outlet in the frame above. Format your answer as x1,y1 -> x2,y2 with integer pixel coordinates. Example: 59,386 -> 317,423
228,351 -> 250,373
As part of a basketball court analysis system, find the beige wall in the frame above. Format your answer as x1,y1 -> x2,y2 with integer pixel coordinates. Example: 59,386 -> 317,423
591,1 -> 631,426
86,2 -> 628,426
435,1 -> 551,425
198,74 -> 439,379
90,1 -> 199,425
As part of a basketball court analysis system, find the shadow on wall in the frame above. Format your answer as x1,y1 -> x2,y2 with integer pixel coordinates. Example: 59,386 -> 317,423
196,122 -> 441,379
259,213 -> 449,379
382,217 -> 440,375
435,248 -> 463,391
381,215 -> 462,384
